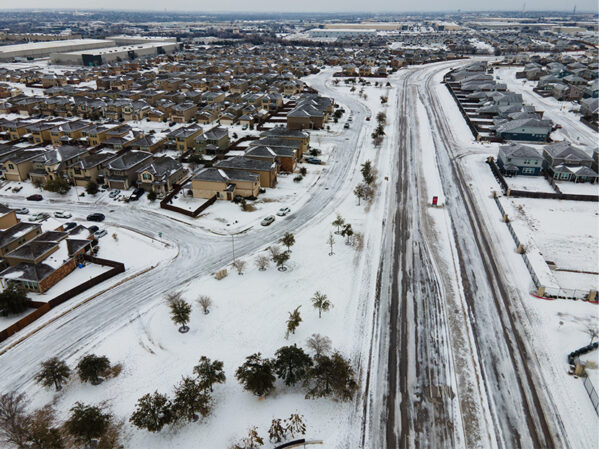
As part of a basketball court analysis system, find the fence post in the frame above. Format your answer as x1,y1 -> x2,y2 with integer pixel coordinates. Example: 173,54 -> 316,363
536,286 -> 546,297
503,213 -> 509,223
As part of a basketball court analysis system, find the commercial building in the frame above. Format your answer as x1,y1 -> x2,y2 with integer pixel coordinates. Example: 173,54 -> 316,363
106,35 -> 177,45
307,29 -> 378,39
0,39 -> 114,61
50,42 -> 178,66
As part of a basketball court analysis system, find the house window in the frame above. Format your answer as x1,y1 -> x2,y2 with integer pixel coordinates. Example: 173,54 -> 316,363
8,164 -> 14,170
522,168 -> 534,174
142,173 -> 152,181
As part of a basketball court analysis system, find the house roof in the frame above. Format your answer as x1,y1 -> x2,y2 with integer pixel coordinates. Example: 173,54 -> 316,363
107,151 -> 153,171
0,222 -> 40,248
545,142 -> 593,162
499,143 -> 542,159
214,156 -> 275,172
193,167 -> 259,183
0,262 -> 55,283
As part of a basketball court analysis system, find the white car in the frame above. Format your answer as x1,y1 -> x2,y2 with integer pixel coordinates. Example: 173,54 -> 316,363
29,212 -> 49,222
109,189 -> 121,199
54,211 -> 72,219
261,215 -> 275,226
94,229 -> 107,239
276,207 -> 291,217
15,207 -> 29,215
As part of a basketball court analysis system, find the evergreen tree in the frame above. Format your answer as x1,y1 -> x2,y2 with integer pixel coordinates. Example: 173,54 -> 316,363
43,177 -> 70,194
273,345 -> 313,387
147,190 -> 157,202
85,180 -> 98,195
172,377 -> 212,422
130,392 -> 173,432
304,352 -> 357,401
0,284 -> 29,317
285,413 -> 307,437
273,251 -> 290,271
311,291 -> 332,319
64,403 -> 111,445
193,356 -> 226,392
268,418 -> 287,443
279,232 -> 295,252
168,296 -> 192,333
35,358 -> 71,391
285,306 -> 302,339
235,353 -> 276,397
360,160 -> 374,185
77,354 -> 110,385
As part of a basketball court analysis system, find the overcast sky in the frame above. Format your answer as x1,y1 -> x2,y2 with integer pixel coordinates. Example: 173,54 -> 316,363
4,0 -> 597,13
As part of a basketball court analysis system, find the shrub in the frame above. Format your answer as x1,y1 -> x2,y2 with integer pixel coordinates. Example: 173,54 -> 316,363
215,269 -> 228,280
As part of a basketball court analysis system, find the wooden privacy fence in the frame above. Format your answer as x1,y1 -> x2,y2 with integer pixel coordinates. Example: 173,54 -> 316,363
160,182 -> 217,218
0,256 -> 125,343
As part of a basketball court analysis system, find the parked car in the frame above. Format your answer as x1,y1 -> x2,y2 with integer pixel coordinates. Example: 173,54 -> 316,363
88,225 -> 99,234
12,186 -> 22,193
304,157 -> 322,165
261,215 -> 275,226
366,116 -> 371,121
94,229 -> 107,239
63,222 -> 77,231
29,212 -> 49,222
15,207 -> 29,215
129,188 -> 145,201
54,211 -> 72,219
26,194 -> 43,201
344,123 -> 350,129
276,207 -> 291,216
109,189 -> 121,199
87,213 -> 105,222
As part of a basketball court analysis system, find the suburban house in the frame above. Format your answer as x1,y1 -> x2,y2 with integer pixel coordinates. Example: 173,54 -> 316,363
49,120 -> 92,146
192,168 -> 260,201
170,103 -> 198,123
195,126 -> 230,155
0,205 -> 42,257
542,142 -> 597,182
260,127 -> 309,158
214,156 -> 277,188
0,230 -> 92,293
287,94 -> 334,130
495,118 -> 553,142
67,151 -> 116,187
130,134 -> 167,154
28,145 -> 91,185
2,148 -> 46,181
245,145 -> 297,172
168,125 -> 203,152
136,156 -> 188,194
496,143 -> 543,176
103,150 -> 153,190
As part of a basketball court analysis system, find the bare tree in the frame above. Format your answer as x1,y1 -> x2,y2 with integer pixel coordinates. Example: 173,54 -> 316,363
197,296 -> 212,315
327,233 -> 335,256
269,245 -> 282,260
584,323 -> 599,345
0,391 -> 29,448
306,334 -> 332,357
232,259 -> 247,275
255,254 -> 270,271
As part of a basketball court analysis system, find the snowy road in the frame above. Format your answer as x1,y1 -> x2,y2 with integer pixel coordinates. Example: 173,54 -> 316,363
364,61 -> 572,449
0,69 -> 373,392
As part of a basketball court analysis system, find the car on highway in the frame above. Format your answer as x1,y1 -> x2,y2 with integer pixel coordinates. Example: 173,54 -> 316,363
261,215 -> 275,226
29,212 -> 49,222
276,207 -> 291,216
54,211 -> 72,219
15,207 -> 29,215
63,222 -> 77,231
26,194 -> 43,201
94,229 -> 107,239
304,157 -> 322,165
129,188 -> 145,201
109,189 -> 121,199
87,213 -> 105,222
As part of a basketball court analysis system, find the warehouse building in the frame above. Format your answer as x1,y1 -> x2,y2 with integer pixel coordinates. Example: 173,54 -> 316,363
49,41 -> 178,66
106,35 -> 177,45
0,39 -> 114,61
307,28 -> 378,39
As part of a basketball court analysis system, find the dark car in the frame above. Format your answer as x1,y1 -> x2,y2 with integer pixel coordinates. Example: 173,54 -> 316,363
304,157 -> 322,165
63,222 -> 77,231
88,225 -> 99,234
87,213 -> 105,222
26,194 -> 43,201
129,188 -> 145,201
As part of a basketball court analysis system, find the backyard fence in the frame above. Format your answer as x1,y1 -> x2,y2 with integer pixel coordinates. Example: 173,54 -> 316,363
583,376 -> 599,416
0,256 -> 125,343
159,182 -> 217,218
